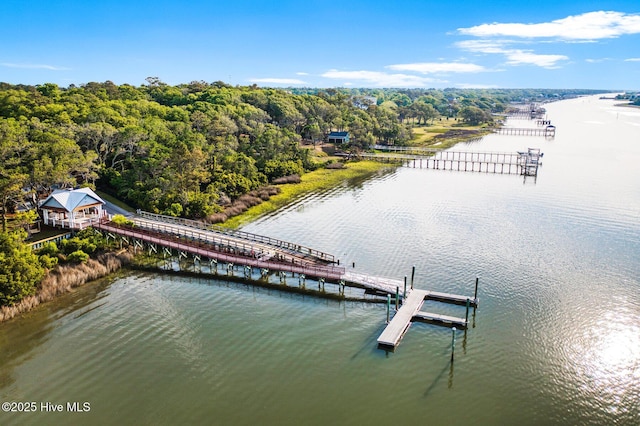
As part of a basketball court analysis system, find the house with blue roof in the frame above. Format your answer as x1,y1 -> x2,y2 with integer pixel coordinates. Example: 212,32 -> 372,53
40,188 -> 106,230
327,131 -> 349,144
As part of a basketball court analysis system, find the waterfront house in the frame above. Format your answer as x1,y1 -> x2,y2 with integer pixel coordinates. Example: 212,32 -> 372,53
327,131 -> 349,144
40,188 -> 106,230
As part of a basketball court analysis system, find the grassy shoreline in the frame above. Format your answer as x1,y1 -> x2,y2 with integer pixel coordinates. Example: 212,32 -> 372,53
220,161 -> 393,228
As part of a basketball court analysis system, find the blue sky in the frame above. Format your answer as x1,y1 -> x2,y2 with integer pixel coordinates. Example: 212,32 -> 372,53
1,0 -> 639,89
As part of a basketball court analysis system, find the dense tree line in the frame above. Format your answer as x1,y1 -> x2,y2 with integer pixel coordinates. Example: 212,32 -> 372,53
0,81 -> 607,221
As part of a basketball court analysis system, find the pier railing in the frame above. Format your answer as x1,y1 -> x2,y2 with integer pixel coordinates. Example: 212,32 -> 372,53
94,220 -> 346,280
136,211 -> 336,263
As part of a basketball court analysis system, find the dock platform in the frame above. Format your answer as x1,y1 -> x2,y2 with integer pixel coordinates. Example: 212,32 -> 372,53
377,289 -> 476,349
412,312 -> 468,329
377,290 -> 428,348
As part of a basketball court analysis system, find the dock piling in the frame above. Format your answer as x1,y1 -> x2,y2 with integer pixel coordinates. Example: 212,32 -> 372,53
410,266 -> 415,290
404,276 -> 407,300
395,287 -> 399,310
474,276 -> 479,303
465,298 -> 470,324
451,327 -> 457,362
386,294 -> 391,323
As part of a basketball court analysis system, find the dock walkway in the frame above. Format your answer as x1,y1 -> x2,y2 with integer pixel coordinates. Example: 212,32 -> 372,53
343,147 -> 543,176
377,290 -> 428,348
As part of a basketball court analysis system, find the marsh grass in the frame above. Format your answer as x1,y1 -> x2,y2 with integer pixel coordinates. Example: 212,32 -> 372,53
409,118 -> 491,148
220,161 -> 391,229
0,251 -> 133,322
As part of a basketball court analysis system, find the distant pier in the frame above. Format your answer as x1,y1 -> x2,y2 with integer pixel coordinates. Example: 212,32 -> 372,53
345,147 -> 543,176
490,126 -> 555,137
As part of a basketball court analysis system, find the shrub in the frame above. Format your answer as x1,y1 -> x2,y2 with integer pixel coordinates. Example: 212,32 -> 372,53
264,159 -> 304,181
37,241 -> 59,257
272,174 -> 301,184
66,250 -> 89,263
60,237 -> 97,255
111,214 -> 134,227
39,254 -> 59,269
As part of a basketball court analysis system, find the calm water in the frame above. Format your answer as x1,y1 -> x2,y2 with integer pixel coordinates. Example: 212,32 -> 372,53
1,96 -> 639,425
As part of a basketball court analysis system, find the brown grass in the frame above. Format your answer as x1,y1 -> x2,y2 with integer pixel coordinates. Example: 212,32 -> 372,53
272,174 -> 302,184
0,250 -> 134,322
206,186 -> 281,224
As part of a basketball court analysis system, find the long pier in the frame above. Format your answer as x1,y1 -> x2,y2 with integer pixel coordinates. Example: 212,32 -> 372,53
344,147 -> 542,176
88,213 -> 480,350
490,126 -> 555,137
135,211 -> 336,264
93,217 -> 415,297
94,220 -> 346,280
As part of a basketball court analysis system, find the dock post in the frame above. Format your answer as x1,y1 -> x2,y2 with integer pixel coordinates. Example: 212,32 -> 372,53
386,294 -> 391,323
395,287 -> 399,310
411,266 -> 415,290
474,276 -> 479,303
451,327 -> 457,362
465,298 -> 470,325
404,276 -> 407,300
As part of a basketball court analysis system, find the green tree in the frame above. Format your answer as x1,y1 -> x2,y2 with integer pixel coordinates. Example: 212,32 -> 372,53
458,106 -> 492,125
0,231 -> 45,306
0,118 -> 29,232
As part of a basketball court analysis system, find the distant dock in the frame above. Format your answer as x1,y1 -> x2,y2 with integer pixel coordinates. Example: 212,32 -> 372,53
346,147 -> 543,176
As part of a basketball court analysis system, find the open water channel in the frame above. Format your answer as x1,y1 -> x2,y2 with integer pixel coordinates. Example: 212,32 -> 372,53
1,95 -> 639,425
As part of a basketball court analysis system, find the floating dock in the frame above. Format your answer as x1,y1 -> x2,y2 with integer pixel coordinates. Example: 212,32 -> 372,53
377,290 -> 477,350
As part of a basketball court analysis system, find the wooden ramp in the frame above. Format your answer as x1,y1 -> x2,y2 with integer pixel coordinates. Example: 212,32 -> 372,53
342,271 -> 404,295
377,290 -> 428,348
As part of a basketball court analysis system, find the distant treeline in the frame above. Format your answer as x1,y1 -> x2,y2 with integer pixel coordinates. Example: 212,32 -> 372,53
0,80 -> 608,219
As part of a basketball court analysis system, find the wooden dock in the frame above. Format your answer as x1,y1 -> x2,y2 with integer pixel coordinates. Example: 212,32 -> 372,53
89,214 -> 481,350
344,148 -> 543,176
491,126 -> 555,137
377,290 -> 428,348
412,312 -> 468,328
377,290 -> 477,349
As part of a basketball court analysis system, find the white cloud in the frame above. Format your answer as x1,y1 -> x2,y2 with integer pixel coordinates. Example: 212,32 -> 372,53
321,69 -> 439,87
386,62 -> 485,74
504,50 -> 568,68
295,72 -> 309,76
1,63 -> 70,70
458,11 -> 640,41
455,39 -> 510,53
248,78 -> 307,85
585,58 -> 611,63
624,58 -> 640,62
456,40 -> 568,68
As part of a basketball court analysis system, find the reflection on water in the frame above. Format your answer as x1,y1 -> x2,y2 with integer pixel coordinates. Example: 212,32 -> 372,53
1,96 -> 639,425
